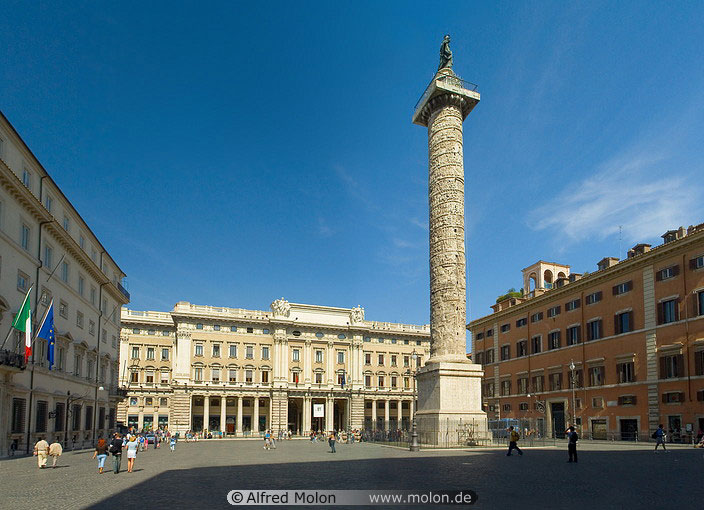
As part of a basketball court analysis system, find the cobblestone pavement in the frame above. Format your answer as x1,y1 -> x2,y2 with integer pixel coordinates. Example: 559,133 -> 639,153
0,439 -> 702,510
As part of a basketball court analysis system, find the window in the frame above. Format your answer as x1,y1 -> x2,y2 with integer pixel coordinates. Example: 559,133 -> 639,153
500,345 -> 510,361
44,244 -> 53,269
592,397 -> 604,408
662,392 -> 685,404
568,369 -> 583,388
315,372 -> 323,384
263,329 -> 270,334
90,286 -> 96,305
35,400 -> 48,433
63,215 -> 71,232
74,354 -> 82,376
657,265 -> 679,281
213,324 -> 220,331
587,320 -> 602,341
145,371 -> 154,384
160,371 -> 169,384
691,255 -> 704,270
365,353 -> 371,365
88,320 -> 95,336
530,312 -> 543,323
517,340 -> 528,357
213,344 -> 221,357
547,305 -> 561,318
161,348 -> 169,361
501,380 -> 511,396
131,346 -> 139,359
247,327 -> 253,334
403,355 -> 410,367
475,352 -> 484,365
548,331 -> 561,350
231,326 -> 237,332
143,347 -> 153,360
519,402 -> 529,411
549,372 -> 562,391
229,344 -> 237,358
660,354 -> 684,379
531,375 -> 544,393
261,346 -> 269,360
194,367 -> 203,382
60,261 -> 69,283
337,351 -> 345,364
516,318 -> 527,328
615,311 -> 633,334
196,323 -> 203,330
475,332 -> 484,340
17,270 -> 29,291
531,336 -> 542,354
378,354 -> 384,365
390,354 -> 397,366
292,348 -> 299,361
261,370 -> 269,383
566,299 -> 580,311
695,350 -> 704,376
132,328 -> 140,334
365,375 -> 371,388
246,346 -> 254,359
485,382 -> 495,397
212,368 -> 220,383
59,300 -> 68,319
79,234 -> 85,250
22,168 -> 32,189
195,344 -> 203,356
378,375 -> 384,388
11,398 -> 26,433
378,337 -> 384,343
76,311 -> 84,329
585,291 -> 602,305
589,366 -> 605,386
229,369 -> 237,383
245,370 -> 253,383
566,325 -> 581,345
129,371 -> 139,383
613,281 -> 632,295
338,334 -> 347,339
315,350 -> 323,363
698,291 -> 704,316
162,330 -> 170,336
486,348 -> 495,363
147,329 -> 155,336
21,224 -> 30,251
518,377 -> 528,394
617,361 -> 635,383
501,324 -> 510,333
485,329 -> 493,337
659,299 -> 678,324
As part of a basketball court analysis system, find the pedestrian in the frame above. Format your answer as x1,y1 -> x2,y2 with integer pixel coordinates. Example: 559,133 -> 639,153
170,436 -> 176,452
653,424 -> 668,452
92,438 -> 108,474
506,426 -> 523,456
126,435 -> 139,473
110,433 -> 123,474
270,430 -> 277,449
49,441 -> 63,468
566,426 -> 579,463
33,437 -> 49,469
329,430 -> 336,453
138,435 -> 145,452
264,430 -> 271,450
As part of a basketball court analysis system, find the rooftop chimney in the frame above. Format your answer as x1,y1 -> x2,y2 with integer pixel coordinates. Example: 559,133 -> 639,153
628,244 -> 651,258
597,257 -> 620,271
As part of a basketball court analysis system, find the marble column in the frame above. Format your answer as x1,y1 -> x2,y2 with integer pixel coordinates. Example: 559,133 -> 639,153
397,400 -> 402,424
220,396 -> 226,433
371,399 -> 377,429
153,411 -> 159,429
303,396 -> 312,433
253,397 -> 259,434
137,411 -> 144,431
325,398 -> 333,432
203,395 -> 209,432
236,396 -> 243,436
384,400 -> 390,428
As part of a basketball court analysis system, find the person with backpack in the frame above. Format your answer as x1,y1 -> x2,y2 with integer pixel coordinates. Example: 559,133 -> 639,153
109,433 -> 124,474
506,426 -> 523,456
566,426 -> 579,462
653,424 -> 668,452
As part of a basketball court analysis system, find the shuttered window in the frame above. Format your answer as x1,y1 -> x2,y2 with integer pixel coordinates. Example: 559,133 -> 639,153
11,398 -> 26,433
658,298 -> 679,324
660,354 -> 684,379
613,281 -> 633,295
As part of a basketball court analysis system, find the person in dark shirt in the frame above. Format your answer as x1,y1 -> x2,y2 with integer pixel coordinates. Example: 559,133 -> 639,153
109,433 -> 124,474
566,426 -> 578,463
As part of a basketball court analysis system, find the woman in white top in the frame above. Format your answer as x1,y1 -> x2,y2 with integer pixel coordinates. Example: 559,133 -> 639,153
125,436 -> 139,473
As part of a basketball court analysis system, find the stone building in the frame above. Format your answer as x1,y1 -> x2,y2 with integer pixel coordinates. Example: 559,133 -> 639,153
469,224 -> 704,440
119,299 -> 430,435
0,111 -> 129,456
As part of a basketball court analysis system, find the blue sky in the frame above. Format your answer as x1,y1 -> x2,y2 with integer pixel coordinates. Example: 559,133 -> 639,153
3,1 -> 704,352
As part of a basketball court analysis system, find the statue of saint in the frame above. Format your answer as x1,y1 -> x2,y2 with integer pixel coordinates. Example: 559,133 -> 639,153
438,34 -> 453,71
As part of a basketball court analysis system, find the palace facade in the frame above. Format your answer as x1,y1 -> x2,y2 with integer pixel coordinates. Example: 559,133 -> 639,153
0,111 -> 129,456
119,300 -> 430,435
469,224 -> 704,441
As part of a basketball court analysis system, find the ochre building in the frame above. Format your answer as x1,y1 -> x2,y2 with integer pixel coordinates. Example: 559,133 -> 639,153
119,299 -> 430,435
469,225 -> 704,440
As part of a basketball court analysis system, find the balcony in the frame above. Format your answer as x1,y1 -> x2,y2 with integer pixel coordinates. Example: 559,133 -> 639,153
109,386 -> 128,397
117,282 -> 130,301
0,349 -> 27,371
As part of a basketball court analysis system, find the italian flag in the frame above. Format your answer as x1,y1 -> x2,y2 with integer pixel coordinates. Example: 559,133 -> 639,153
12,287 -> 32,362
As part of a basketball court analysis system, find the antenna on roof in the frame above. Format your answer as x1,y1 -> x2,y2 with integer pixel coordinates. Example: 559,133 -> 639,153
619,225 -> 623,260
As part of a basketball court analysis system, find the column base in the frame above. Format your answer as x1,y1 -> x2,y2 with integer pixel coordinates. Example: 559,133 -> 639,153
415,360 -> 488,446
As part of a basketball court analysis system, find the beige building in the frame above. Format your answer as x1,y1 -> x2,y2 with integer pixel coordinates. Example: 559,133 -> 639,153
119,299 -> 430,435
0,111 -> 129,456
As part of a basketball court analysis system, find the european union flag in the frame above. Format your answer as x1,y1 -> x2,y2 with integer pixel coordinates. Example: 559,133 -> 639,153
341,371 -> 346,389
37,300 -> 55,370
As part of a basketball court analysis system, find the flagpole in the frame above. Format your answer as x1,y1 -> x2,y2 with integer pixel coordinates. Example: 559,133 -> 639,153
30,299 -> 53,351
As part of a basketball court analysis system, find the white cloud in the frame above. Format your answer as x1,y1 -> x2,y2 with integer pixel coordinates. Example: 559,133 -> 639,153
529,150 -> 703,245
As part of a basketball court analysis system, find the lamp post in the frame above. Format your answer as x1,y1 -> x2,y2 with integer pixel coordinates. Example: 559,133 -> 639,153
569,360 -> 577,431
409,350 -> 420,451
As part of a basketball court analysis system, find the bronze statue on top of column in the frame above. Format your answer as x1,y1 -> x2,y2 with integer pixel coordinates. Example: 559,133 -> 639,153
438,34 -> 453,71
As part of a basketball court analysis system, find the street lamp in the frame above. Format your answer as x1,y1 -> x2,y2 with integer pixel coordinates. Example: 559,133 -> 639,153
409,349 -> 420,451
569,360 -> 577,431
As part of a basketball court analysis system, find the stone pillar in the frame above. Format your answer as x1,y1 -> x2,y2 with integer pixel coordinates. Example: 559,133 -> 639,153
236,396 -> 243,436
153,411 -> 159,430
412,54 -> 487,443
203,395 -> 209,432
371,398 -> 377,429
327,342 -> 334,384
253,397 -> 259,434
303,340 -> 312,384
397,399 -> 403,424
137,411 -> 144,431
409,399 -> 414,419
220,396 -> 226,434
325,398 -> 332,432
384,400 -> 390,428
303,396 -> 312,433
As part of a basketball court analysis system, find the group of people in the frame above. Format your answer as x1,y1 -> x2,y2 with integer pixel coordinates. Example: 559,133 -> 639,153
506,425 -> 579,462
32,438 -> 62,468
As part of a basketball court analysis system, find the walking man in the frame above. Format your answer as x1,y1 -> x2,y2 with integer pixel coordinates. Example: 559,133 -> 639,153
48,440 -> 63,468
506,426 -> 523,456
33,437 -> 49,468
328,430 -> 337,453
654,424 -> 668,452
566,426 -> 579,463
110,433 -> 123,474
170,436 -> 176,452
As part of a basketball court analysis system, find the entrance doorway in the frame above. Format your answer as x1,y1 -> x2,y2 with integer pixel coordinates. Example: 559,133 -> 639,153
620,419 -> 638,441
550,402 -> 565,438
591,419 -> 607,440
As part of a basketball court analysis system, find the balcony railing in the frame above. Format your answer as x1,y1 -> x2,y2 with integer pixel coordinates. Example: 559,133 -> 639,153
0,349 -> 27,370
117,282 -> 130,301
414,73 -> 479,111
